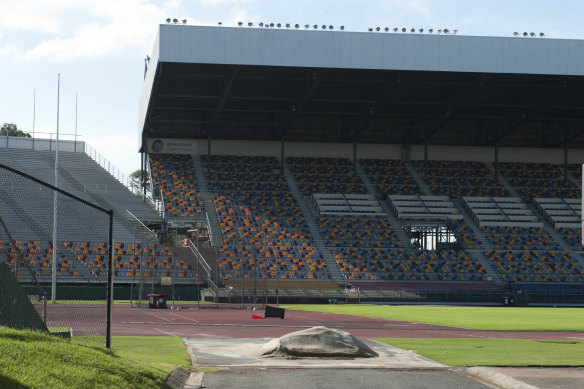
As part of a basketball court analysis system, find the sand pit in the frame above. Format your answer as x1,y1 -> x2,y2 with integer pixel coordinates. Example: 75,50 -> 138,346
253,326 -> 378,359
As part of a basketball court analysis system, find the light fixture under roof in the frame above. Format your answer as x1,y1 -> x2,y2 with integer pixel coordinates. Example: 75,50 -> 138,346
340,26 -> 344,30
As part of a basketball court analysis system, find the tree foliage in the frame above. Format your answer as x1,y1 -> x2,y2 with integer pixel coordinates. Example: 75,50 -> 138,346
1,123 -> 31,138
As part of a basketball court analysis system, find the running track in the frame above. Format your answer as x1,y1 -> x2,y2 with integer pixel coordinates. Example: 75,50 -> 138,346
111,305 -> 584,340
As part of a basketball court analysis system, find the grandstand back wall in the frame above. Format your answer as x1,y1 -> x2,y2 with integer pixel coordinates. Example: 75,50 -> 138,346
146,138 -> 584,164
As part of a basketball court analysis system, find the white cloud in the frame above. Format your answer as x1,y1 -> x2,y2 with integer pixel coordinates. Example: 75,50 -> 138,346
0,0 -> 175,61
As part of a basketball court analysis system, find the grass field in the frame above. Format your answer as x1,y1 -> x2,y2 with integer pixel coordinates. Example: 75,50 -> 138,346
285,304 -> 584,366
112,336 -> 192,374
284,304 -> 584,331
0,326 -> 191,389
378,338 -> 584,366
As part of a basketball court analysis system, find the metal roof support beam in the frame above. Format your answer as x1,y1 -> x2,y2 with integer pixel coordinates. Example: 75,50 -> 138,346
209,66 -> 239,132
552,126 -> 584,147
415,115 -> 451,144
484,117 -> 525,146
277,69 -> 326,139
349,114 -> 374,142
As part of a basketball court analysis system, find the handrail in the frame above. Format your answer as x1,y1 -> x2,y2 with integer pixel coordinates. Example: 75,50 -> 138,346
126,210 -> 158,240
187,240 -> 211,275
205,211 -> 214,246
187,240 -> 217,296
84,143 -> 132,191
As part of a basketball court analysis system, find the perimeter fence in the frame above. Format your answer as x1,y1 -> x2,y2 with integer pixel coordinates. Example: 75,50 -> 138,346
0,162 -> 113,348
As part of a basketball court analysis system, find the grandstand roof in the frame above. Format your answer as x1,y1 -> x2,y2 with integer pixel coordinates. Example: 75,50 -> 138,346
139,25 -> 584,152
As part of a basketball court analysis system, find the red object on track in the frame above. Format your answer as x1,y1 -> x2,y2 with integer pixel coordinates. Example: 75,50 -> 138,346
251,315 -> 264,319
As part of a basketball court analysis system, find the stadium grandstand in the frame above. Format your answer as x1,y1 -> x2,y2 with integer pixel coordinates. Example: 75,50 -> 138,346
4,24 -> 584,304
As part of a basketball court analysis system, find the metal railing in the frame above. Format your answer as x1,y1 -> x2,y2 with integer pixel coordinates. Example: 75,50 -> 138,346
186,240 -> 217,297
84,144 -> 132,190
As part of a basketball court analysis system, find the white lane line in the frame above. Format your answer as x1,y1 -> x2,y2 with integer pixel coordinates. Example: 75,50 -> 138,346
168,312 -> 200,323
154,327 -> 177,336
147,312 -> 173,322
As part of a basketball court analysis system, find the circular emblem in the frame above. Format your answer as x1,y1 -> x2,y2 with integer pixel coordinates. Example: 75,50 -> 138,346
151,140 -> 164,152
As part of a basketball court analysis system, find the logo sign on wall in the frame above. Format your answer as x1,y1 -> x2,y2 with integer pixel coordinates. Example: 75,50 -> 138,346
148,139 -> 195,154
151,139 -> 164,153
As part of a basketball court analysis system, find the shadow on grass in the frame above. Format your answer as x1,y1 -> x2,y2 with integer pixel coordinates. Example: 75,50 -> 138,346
0,374 -> 28,389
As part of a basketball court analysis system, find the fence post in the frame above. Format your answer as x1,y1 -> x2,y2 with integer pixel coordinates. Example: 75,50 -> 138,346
106,209 -> 114,349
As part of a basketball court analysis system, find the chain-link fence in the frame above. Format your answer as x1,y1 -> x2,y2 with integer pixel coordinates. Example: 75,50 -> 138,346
0,162 -> 113,348
125,211 -> 159,308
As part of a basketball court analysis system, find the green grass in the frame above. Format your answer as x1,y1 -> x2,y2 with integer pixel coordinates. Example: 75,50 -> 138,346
112,336 -> 192,375
0,327 -> 192,389
377,338 -> 584,366
283,304 -> 584,331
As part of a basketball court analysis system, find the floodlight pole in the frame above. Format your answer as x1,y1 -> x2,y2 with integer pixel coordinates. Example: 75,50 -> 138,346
74,92 -> 78,152
32,89 -> 36,149
51,74 -> 61,303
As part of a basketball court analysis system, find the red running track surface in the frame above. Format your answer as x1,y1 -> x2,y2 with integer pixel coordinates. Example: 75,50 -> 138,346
112,305 -> 584,340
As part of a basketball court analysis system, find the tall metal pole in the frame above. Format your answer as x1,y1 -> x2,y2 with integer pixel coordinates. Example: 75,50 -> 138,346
32,89 -> 36,149
74,92 -> 78,152
196,241 -> 200,309
106,210 -> 114,349
195,230 -> 200,309
51,74 -> 60,303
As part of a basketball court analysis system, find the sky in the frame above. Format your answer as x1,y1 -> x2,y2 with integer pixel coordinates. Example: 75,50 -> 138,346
1,0 -> 583,176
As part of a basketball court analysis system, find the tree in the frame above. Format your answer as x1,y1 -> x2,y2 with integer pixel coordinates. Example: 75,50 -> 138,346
1,123 -> 31,138
130,169 -> 145,195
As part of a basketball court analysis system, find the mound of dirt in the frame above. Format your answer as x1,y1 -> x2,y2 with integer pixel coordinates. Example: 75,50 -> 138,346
253,326 -> 378,359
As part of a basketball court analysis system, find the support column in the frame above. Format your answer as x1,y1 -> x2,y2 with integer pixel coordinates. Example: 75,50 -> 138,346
353,142 -> 357,172
281,138 -> 285,171
141,152 -> 145,197
494,144 -> 499,179
564,143 -> 568,182
424,143 -> 428,177
207,133 -> 211,174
